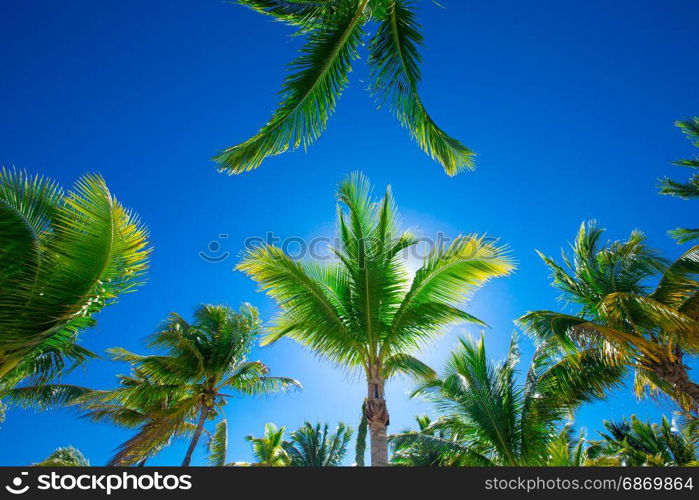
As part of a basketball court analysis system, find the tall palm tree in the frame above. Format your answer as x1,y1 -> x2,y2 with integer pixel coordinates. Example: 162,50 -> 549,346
216,1 -> 473,176
587,415 -> 698,466
517,222 -> 699,414
104,304 -> 301,466
0,168 -> 150,394
391,333 -> 623,466
238,172 -> 514,465
284,421 -> 353,466
247,423 -> 291,466
659,117 -> 699,243
33,447 -> 90,467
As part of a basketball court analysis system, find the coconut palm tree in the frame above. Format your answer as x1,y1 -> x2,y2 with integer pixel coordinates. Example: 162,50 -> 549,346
217,1 -> 473,176
104,304 -> 302,466
587,415 -> 698,466
247,423 -> 291,466
0,168 -> 150,395
284,421 -> 353,466
517,222 -> 699,414
391,334 -> 623,466
238,172 -> 514,465
659,117 -> 699,243
33,447 -> 90,467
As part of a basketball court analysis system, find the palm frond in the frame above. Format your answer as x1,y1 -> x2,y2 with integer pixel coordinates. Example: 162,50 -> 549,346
208,419 -> 229,466
214,0 -> 366,173
367,0 -> 473,175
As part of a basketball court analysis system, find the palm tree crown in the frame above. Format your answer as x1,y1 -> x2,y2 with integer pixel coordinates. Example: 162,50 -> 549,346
517,222 -> 699,415
0,168 -> 150,391
392,333 -> 623,466
101,304 -> 301,465
238,172 -> 514,465
284,421 -> 353,466
216,1 -> 474,176
247,423 -> 291,466
587,415 -> 698,466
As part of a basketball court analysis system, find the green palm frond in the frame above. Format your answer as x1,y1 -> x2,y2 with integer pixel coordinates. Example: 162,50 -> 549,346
0,168 -> 150,384
247,423 -> 291,466
1,384 -> 92,410
659,118 -> 699,243
235,1 -> 334,32
218,0 -> 475,175
382,353 -> 435,380
33,446 -> 90,467
368,0 -> 473,175
285,421 -> 352,466
354,400 -> 368,466
669,228 -> 699,244
209,419 -> 229,466
215,0 -> 366,173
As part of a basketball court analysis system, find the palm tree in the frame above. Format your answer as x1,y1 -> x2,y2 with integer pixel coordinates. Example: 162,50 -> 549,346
247,423 -> 291,466
284,421 -> 353,466
517,222 -> 699,414
238,172 -> 514,465
391,334 -> 623,465
0,168 -> 150,395
33,447 -> 90,467
216,1 -> 473,176
659,117 -> 699,243
587,415 -> 698,466
103,304 -> 301,466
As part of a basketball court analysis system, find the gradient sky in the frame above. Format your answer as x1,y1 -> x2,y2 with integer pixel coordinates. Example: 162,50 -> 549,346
1,0 -> 698,466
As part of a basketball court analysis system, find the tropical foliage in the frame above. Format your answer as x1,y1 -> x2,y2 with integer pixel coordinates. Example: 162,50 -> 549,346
390,333 -> 623,465
92,304 -> 301,466
216,0 -> 474,176
518,222 -> 699,415
284,421 -> 352,466
246,423 -> 291,466
0,168 -> 150,395
660,117 -> 699,243
238,172 -> 513,465
33,446 -> 90,467
587,415 -> 698,466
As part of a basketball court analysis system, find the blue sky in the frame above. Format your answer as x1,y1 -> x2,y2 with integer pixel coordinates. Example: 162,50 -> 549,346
1,0 -> 697,465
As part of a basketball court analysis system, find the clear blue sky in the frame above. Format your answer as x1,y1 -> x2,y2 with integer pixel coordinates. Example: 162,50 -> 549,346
1,0 -> 697,466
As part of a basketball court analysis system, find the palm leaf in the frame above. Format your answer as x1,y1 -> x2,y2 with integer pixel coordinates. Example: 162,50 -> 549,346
214,0 -> 367,173
367,0 -> 473,175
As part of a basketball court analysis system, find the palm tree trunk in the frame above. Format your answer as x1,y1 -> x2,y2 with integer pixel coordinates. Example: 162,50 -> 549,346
182,405 -> 209,466
647,354 -> 699,410
365,374 -> 389,466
